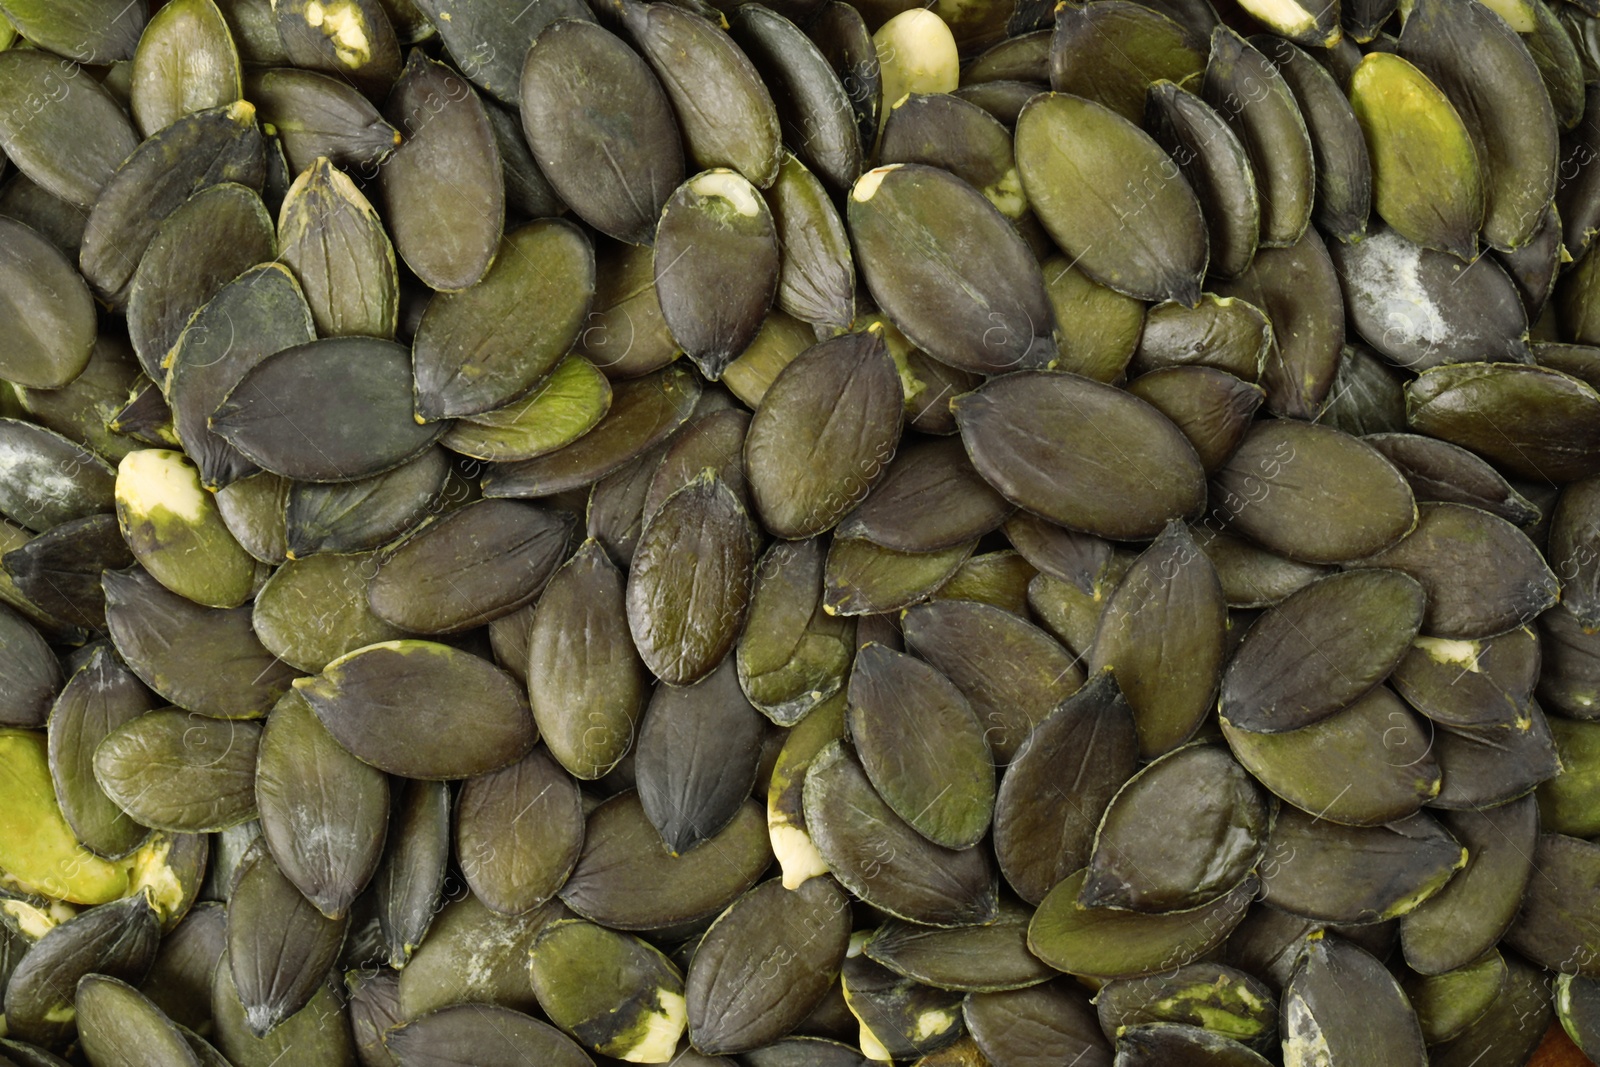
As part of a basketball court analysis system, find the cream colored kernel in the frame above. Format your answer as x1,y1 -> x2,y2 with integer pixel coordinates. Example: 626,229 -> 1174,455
769,822 -> 830,888
1416,636 -> 1482,672
618,990 -> 687,1063
872,10 -> 958,129
116,449 -> 210,523
852,165 -> 898,203
689,170 -> 761,217
305,2 -> 372,68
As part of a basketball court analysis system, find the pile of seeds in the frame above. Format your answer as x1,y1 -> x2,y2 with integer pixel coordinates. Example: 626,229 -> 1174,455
1,0 -> 1600,1062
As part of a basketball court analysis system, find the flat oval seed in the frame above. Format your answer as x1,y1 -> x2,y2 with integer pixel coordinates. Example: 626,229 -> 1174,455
1144,81 -> 1260,281
293,640 -> 535,779
104,567 -> 302,719
377,51 -> 502,293
729,4 -> 861,192
1212,419 -> 1417,564
93,710 -> 262,833
737,537 -> 855,726
686,877 -> 852,1055
76,974 -> 202,1067
1027,869 -> 1256,980
1222,685 -> 1440,826
213,337 -> 443,483
47,646 -> 154,859
849,163 -> 1057,374
412,220 -> 595,421
803,741 -> 998,927
520,18 -> 683,245
1362,502 -> 1559,639
0,419 -> 116,533
1219,569 -> 1426,733
840,952 -> 963,1061
367,499 -> 574,634
1403,951 -> 1507,1045
744,330 -> 903,540
1259,809 -> 1465,923
1203,27 -> 1315,249
846,643 -> 995,850
277,157 -> 398,339
530,918 -> 687,1061
636,656 -> 767,856
1096,962 -> 1276,1052
1088,522 -> 1227,758
457,747 -> 583,916
114,448 -> 259,609
442,356 -> 613,463
1365,432 -> 1540,525
274,0 -> 401,97
559,793 -> 772,931
1280,936 -> 1426,1067
245,67 -> 401,176
226,845 -> 347,1036
628,472 -> 754,686
251,551 -> 405,674
1051,2 -> 1204,122
284,447 -> 452,558
1083,744 -> 1267,912
0,0 -> 147,64
655,170 -> 780,381
990,671 -> 1137,905
0,51 -> 141,208
765,152 -> 855,334
386,1003 -> 594,1067
965,982 -> 1112,1067
128,0 -> 242,137
955,370 -> 1206,540
623,1 -> 783,188
822,537 -> 974,617
1015,92 -> 1206,304
527,539 -> 647,780
254,689 -> 388,920
0,216 -> 96,389
1406,362 -> 1600,482
864,899 -> 1055,993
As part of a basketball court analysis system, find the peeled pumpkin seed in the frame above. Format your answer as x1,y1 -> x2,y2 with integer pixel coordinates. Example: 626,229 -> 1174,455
114,448 -> 259,609
0,51 -> 141,209
276,156 -> 398,339
963,981 -> 1110,1067
1280,934 -> 1427,1067
283,446 -> 451,558
93,709 -> 261,833
822,536 -> 974,616
1143,82 -> 1260,282
47,646 -> 154,860
529,918 -> 686,1061
0,216 -> 97,390
274,0 -> 400,98
128,0 -> 241,138
456,746 -> 581,916
244,67 -> 401,176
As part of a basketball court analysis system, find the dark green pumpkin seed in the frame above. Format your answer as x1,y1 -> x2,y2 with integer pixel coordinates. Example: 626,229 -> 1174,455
823,537 -> 973,617
1115,1023 -> 1273,1066
0,0 -> 146,64
729,5 -> 860,192
139,901 -> 225,1033
0,51 -> 141,208
963,981 -> 1110,1067
46,646 -> 154,858
1366,431 -> 1540,525
484,363 -> 701,498
1219,569 -> 1425,733
3,512 -> 133,630
3,893 -> 160,1046
1430,956 -> 1551,1067
1222,685 -> 1440,826
1405,950 -> 1508,1044
846,643 -> 994,849
76,972 -> 202,1067
277,157 -> 397,339
627,472 -> 753,685
1082,744 -> 1266,913
274,0 -> 400,97
841,951 -> 964,1061
1210,229 -> 1344,418
254,689 -> 388,919
128,0 -> 242,138
877,92 -> 1025,220
655,170 -> 780,381
520,18 -> 682,246
413,219 -> 594,420
686,877 -> 851,1054
1259,809 -> 1465,923
0,216 -> 96,390
637,649 -> 764,854
456,746 -> 583,916
386,1003 -> 594,1067
251,551 -> 405,673
244,67 -> 401,176
93,709 -> 261,833
1015,92 -> 1205,304
836,438 -> 1010,553
1028,869 -> 1256,980
1040,255 -> 1146,383
373,779 -> 450,969
863,898 -> 1053,993
377,51 -> 501,292
1212,419 -> 1417,564
559,792 -> 772,931
956,370 -> 1206,540
210,960 -> 355,1067
1096,962 -> 1276,1052
104,566 -> 302,719
214,337 -> 442,482
1408,362 -> 1600,482
1279,935 -> 1426,1067
284,446 -> 451,557
529,917 -> 687,1060
226,842 -> 346,1036
295,639 -> 534,779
